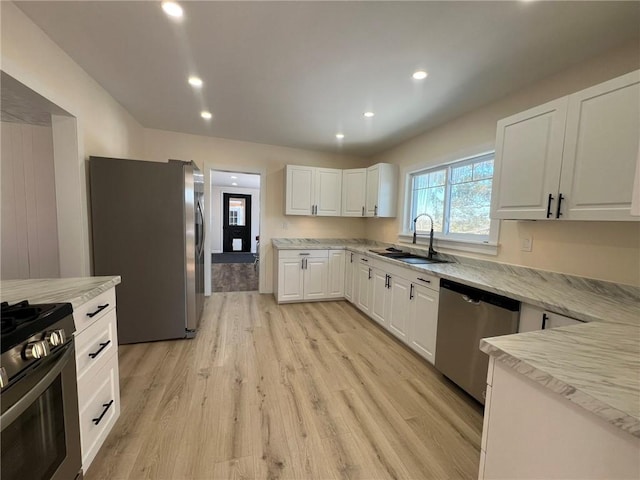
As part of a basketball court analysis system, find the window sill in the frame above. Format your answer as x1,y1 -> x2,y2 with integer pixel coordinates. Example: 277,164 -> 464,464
398,233 -> 498,256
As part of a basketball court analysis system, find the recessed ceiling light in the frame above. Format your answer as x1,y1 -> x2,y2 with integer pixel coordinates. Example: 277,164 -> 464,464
161,1 -> 183,18
231,182 -> 238,186
335,133 -> 345,139
412,70 -> 428,80
363,112 -> 375,118
201,111 -> 212,120
188,76 -> 203,88
231,176 -> 238,179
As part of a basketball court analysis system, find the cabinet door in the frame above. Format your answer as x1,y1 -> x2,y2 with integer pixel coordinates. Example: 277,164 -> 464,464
491,98 -> 568,220
409,283 -> 439,364
285,165 -> 314,215
327,250 -> 345,298
365,164 -> 380,216
559,71 -> 640,221
388,275 -> 411,342
303,257 -> 328,300
370,268 -> 390,327
344,252 -> 354,302
342,169 -> 367,217
356,262 -> 372,314
315,168 -> 342,216
278,258 -> 304,302
545,312 -> 584,329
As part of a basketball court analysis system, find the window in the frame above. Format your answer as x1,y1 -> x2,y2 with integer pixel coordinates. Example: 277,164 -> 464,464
408,152 -> 496,246
229,210 -> 238,225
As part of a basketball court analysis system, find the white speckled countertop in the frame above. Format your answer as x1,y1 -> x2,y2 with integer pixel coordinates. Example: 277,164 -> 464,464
0,276 -> 121,309
480,323 -> 640,438
273,238 -> 640,436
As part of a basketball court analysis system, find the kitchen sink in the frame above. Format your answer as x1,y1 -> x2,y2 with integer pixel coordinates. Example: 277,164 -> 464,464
369,249 -> 449,265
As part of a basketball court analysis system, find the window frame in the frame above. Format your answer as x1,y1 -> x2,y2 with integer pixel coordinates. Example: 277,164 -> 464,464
400,150 -> 499,256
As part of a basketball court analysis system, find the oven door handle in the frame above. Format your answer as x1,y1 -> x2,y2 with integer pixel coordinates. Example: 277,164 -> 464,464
1,345 -> 74,432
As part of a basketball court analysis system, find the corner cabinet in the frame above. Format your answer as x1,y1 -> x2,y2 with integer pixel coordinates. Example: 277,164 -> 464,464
285,165 -> 342,216
366,163 -> 398,217
73,287 -> 121,472
518,303 -> 584,333
491,70 -> 640,221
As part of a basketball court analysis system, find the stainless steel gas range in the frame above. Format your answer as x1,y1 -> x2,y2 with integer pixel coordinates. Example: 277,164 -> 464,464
1,300 -> 83,480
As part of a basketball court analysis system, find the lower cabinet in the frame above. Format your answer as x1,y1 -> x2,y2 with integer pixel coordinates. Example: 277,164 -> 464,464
73,287 -> 121,472
408,279 -> 439,364
355,256 -> 373,315
518,303 -> 584,332
387,275 -> 411,341
480,357 -> 640,479
344,251 -> 355,301
370,267 -> 391,328
276,249 -> 348,303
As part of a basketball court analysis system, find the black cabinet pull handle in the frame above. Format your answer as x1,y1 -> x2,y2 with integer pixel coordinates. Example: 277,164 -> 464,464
542,313 -> 549,330
88,340 -> 111,359
368,268 -> 372,279
384,274 -> 389,289
546,193 -> 554,218
87,304 -> 109,318
92,400 -> 114,425
350,253 -> 353,263
555,193 -> 564,218
409,284 -> 414,300
362,206 -> 365,216
416,277 -> 431,284
361,258 -> 368,262
374,205 -> 378,216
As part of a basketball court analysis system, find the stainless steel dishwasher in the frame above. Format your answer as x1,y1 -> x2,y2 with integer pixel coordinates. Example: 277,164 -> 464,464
435,279 -> 520,404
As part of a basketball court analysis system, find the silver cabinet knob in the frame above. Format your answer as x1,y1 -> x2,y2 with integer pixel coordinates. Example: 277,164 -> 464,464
23,341 -> 50,360
0,367 -> 8,389
46,329 -> 66,347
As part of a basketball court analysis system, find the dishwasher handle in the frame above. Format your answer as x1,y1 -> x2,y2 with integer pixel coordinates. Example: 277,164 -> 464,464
462,295 -> 481,305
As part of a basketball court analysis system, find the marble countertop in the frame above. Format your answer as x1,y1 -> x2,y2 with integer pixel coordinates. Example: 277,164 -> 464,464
481,322 -> 640,438
1,276 -> 121,309
273,238 -> 640,436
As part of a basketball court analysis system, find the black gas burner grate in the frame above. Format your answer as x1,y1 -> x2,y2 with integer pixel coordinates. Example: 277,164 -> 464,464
1,300 -> 73,353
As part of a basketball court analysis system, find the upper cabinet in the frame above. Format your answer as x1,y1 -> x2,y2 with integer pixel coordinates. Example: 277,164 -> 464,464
365,163 -> 398,217
285,165 -> 342,216
286,163 -> 398,217
342,168 -> 367,216
491,70 -> 640,221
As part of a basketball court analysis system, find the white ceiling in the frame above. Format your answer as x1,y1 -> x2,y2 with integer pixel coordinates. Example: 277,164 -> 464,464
14,1 -> 640,157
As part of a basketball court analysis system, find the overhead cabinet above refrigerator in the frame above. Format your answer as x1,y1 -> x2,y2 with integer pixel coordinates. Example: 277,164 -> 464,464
89,157 -> 205,344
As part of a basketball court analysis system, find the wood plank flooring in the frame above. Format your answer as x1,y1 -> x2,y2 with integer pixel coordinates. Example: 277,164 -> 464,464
86,293 -> 483,480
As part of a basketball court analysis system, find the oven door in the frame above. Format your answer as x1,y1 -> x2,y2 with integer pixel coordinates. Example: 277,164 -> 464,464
1,341 -> 82,480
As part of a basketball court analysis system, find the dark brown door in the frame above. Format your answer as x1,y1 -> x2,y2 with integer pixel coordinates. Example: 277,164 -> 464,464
223,193 -> 252,252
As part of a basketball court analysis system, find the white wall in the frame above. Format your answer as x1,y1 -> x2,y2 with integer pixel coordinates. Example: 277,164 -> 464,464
211,186 -> 260,253
1,2 -> 145,276
1,122 -> 60,279
367,41 -> 640,286
142,128 -> 369,293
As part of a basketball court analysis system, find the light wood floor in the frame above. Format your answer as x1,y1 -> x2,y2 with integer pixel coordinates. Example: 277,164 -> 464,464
86,293 -> 483,480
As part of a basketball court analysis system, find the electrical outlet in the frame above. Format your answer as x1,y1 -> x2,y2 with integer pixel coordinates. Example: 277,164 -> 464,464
520,236 -> 533,252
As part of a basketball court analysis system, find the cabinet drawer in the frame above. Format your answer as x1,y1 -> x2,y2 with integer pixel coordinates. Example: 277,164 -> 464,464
75,310 -> 118,383
278,249 -> 329,259
408,271 -> 439,291
78,355 -> 120,470
73,288 -> 116,334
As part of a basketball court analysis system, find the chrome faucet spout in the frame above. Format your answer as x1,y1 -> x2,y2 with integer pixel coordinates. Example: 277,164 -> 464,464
412,213 -> 437,259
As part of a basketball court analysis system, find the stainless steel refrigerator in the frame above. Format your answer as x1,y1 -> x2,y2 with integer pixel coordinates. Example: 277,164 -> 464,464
89,157 -> 205,344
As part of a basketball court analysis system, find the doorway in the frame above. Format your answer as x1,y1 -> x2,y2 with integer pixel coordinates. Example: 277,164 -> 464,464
211,170 -> 261,292
223,193 -> 252,253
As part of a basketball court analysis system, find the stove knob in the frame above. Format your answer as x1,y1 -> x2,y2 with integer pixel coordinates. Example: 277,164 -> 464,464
0,367 -> 8,389
23,341 -> 50,360
46,329 -> 66,347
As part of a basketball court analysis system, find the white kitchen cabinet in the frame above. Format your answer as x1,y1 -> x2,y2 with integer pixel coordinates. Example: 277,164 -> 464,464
342,168 -> 367,217
355,256 -> 373,315
387,274 -> 411,341
73,287 -> 120,471
276,250 -> 330,303
370,267 -> 391,327
407,274 -> 439,364
365,163 -> 399,217
344,251 -> 355,302
285,165 -> 342,216
518,303 -> 584,332
492,70 -> 640,221
327,250 -> 345,299
480,358 -> 640,480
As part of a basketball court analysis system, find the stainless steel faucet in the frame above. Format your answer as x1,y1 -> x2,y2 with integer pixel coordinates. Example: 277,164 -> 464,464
412,213 -> 437,259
